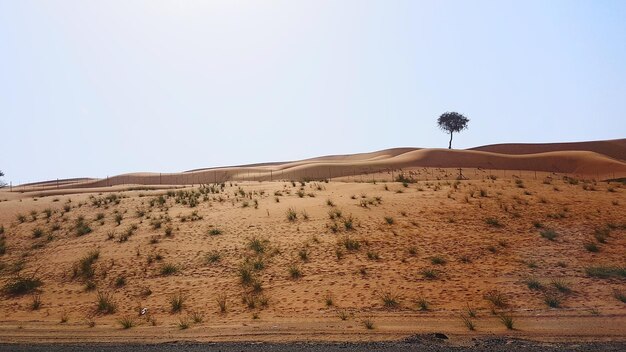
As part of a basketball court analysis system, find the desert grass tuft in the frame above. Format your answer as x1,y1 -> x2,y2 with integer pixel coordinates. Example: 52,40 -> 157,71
96,291 -> 116,314
499,313 -> 514,330
551,279 -> 571,293
3,274 -> 42,296
416,297 -> 430,311
217,293 -> 228,313
460,314 -> 475,331
288,265 -> 302,279
169,292 -> 185,313
540,229 -> 557,241
118,316 -> 135,329
160,263 -> 178,276
379,291 -> 400,308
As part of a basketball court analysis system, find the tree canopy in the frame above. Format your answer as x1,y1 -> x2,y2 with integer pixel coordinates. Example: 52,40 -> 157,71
437,112 -> 470,149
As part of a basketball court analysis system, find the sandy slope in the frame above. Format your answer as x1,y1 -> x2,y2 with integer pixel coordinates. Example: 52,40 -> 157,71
12,144 -> 626,193
0,175 -> 624,343
471,138 -> 626,162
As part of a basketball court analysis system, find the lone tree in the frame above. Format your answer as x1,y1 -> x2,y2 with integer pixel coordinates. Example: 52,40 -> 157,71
0,170 -> 5,188
437,112 -> 469,149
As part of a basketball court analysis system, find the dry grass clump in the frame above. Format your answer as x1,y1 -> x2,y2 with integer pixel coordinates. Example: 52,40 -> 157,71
96,291 -> 116,314
169,292 -> 185,313
3,274 -> 42,296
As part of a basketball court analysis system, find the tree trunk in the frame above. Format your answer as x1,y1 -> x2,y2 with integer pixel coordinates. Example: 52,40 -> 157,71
448,132 -> 453,149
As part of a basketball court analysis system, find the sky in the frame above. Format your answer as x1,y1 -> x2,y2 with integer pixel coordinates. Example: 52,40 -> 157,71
1,0 -> 625,184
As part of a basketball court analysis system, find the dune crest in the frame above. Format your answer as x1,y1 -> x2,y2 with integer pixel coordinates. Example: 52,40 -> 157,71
13,140 -> 626,191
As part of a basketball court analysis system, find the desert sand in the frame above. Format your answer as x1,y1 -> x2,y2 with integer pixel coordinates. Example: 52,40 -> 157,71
0,140 -> 624,344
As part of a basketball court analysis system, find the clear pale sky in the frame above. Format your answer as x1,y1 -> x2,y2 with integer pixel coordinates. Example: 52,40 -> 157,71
1,0 -> 625,184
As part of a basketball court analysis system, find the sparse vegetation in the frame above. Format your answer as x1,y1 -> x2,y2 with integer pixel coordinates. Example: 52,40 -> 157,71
499,313 -> 514,330
540,229 -> 557,241
585,266 -> 626,279
460,314 -> 475,331
551,279 -> 571,293
544,293 -> 561,308
118,316 -> 135,329
170,292 -> 185,313
485,217 -> 503,228
430,256 -> 447,265
286,207 -> 297,222
208,228 -> 222,236
217,293 -> 227,313
160,263 -> 178,276
96,291 -> 116,314
525,278 -> 543,291
379,291 -> 399,308
484,290 -> 508,310
288,265 -> 302,279
416,297 -> 430,311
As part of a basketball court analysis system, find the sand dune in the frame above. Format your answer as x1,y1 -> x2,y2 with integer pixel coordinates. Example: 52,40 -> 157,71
471,138 -> 626,161
11,140 -> 626,193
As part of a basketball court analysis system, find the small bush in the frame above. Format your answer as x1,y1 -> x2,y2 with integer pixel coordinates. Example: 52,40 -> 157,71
298,248 -> 309,262
96,291 -> 116,314
75,219 -> 92,236
525,278 -> 543,291
421,268 -> 439,280
170,292 -> 185,313
31,294 -> 42,310
3,274 -> 42,296
208,228 -> 222,236
343,216 -> 354,230
367,251 -> 380,260
118,316 -> 135,329
379,291 -> 399,308
342,237 -> 360,251
32,228 -> 44,238
205,251 -> 221,264
248,237 -> 268,254
160,263 -> 178,276
540,229 -> 557,241
324,292 -> 334,306
485,217 -> 503,228
430,256 -> 447,265
484,290 -> 508,309
286,207 -> 297,222
115,276 -> 126,287
288,265 -> 302,279
416,297 -> 430,311
461,315 -> 475,331
239,266 -> 254,285
177,318 -> 190,330
544,293 -> 561,308
384,216 -> 394,225
551,279 -> 571,293
362,318 -> 374,329
584,242 -> 599,252
217,293 -> 227,313
585,266 -> 626,279
499,313 -> 514,330
190,311 -> 204,323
